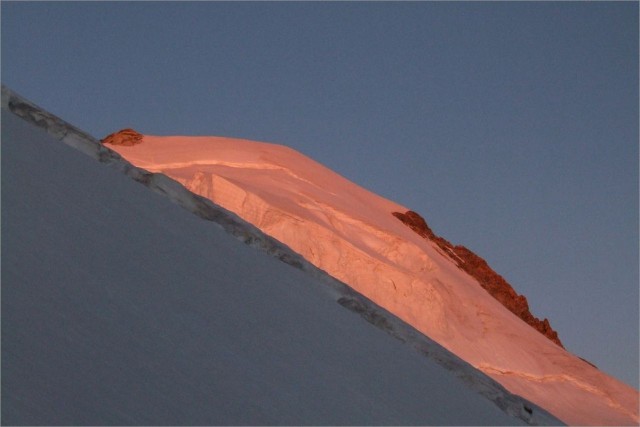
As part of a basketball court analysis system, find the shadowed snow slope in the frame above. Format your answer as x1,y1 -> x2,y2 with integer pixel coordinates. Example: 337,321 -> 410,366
107,133 -> 639,426
2,95 -> 552,425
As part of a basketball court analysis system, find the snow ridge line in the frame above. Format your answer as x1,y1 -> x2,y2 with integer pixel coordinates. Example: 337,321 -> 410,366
154,160 -> 327,192
1,84 -> 563,426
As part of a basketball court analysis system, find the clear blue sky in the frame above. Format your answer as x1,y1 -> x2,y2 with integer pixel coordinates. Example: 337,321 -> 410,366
2,2 -> 637,388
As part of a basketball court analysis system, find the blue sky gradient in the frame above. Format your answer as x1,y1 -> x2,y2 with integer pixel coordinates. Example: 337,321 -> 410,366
2,2 -> 638,387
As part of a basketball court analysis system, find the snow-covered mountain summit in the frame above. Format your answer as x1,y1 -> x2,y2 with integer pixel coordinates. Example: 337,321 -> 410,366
2,85 -> 636,425
3,86 -> 559,426
104,130 -> 639,426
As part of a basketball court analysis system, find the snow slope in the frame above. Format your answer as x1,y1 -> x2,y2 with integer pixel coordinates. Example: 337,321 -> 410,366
107,134 -> 639,426
1,88 -> 559,425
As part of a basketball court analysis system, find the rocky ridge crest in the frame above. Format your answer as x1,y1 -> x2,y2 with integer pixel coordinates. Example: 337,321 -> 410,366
101,128 -> 143,146
392,210 -> 563,348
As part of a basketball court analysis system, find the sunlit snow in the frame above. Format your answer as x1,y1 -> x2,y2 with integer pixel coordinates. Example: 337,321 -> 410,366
2,87 -> 555,426
108,134 -> 640,426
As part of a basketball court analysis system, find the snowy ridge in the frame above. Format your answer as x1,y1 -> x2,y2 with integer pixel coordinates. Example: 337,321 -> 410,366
4,107 -> 526,426
105,132 -> 638,423
1,85 -> 563,425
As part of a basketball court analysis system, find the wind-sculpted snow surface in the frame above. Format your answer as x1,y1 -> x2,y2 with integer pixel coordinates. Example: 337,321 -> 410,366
2,86 -> 562,425
104,130 -> 639,425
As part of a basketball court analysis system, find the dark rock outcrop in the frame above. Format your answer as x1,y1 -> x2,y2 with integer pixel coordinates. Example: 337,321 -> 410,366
101,128 -> 143,146
393,210 -> 563,348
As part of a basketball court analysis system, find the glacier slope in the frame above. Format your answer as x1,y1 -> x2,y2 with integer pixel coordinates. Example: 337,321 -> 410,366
107,134 -> 639,426
2,88 -> 558,425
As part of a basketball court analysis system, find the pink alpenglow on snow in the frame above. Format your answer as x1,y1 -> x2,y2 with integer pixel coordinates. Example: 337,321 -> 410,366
105,130 -> 639,426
